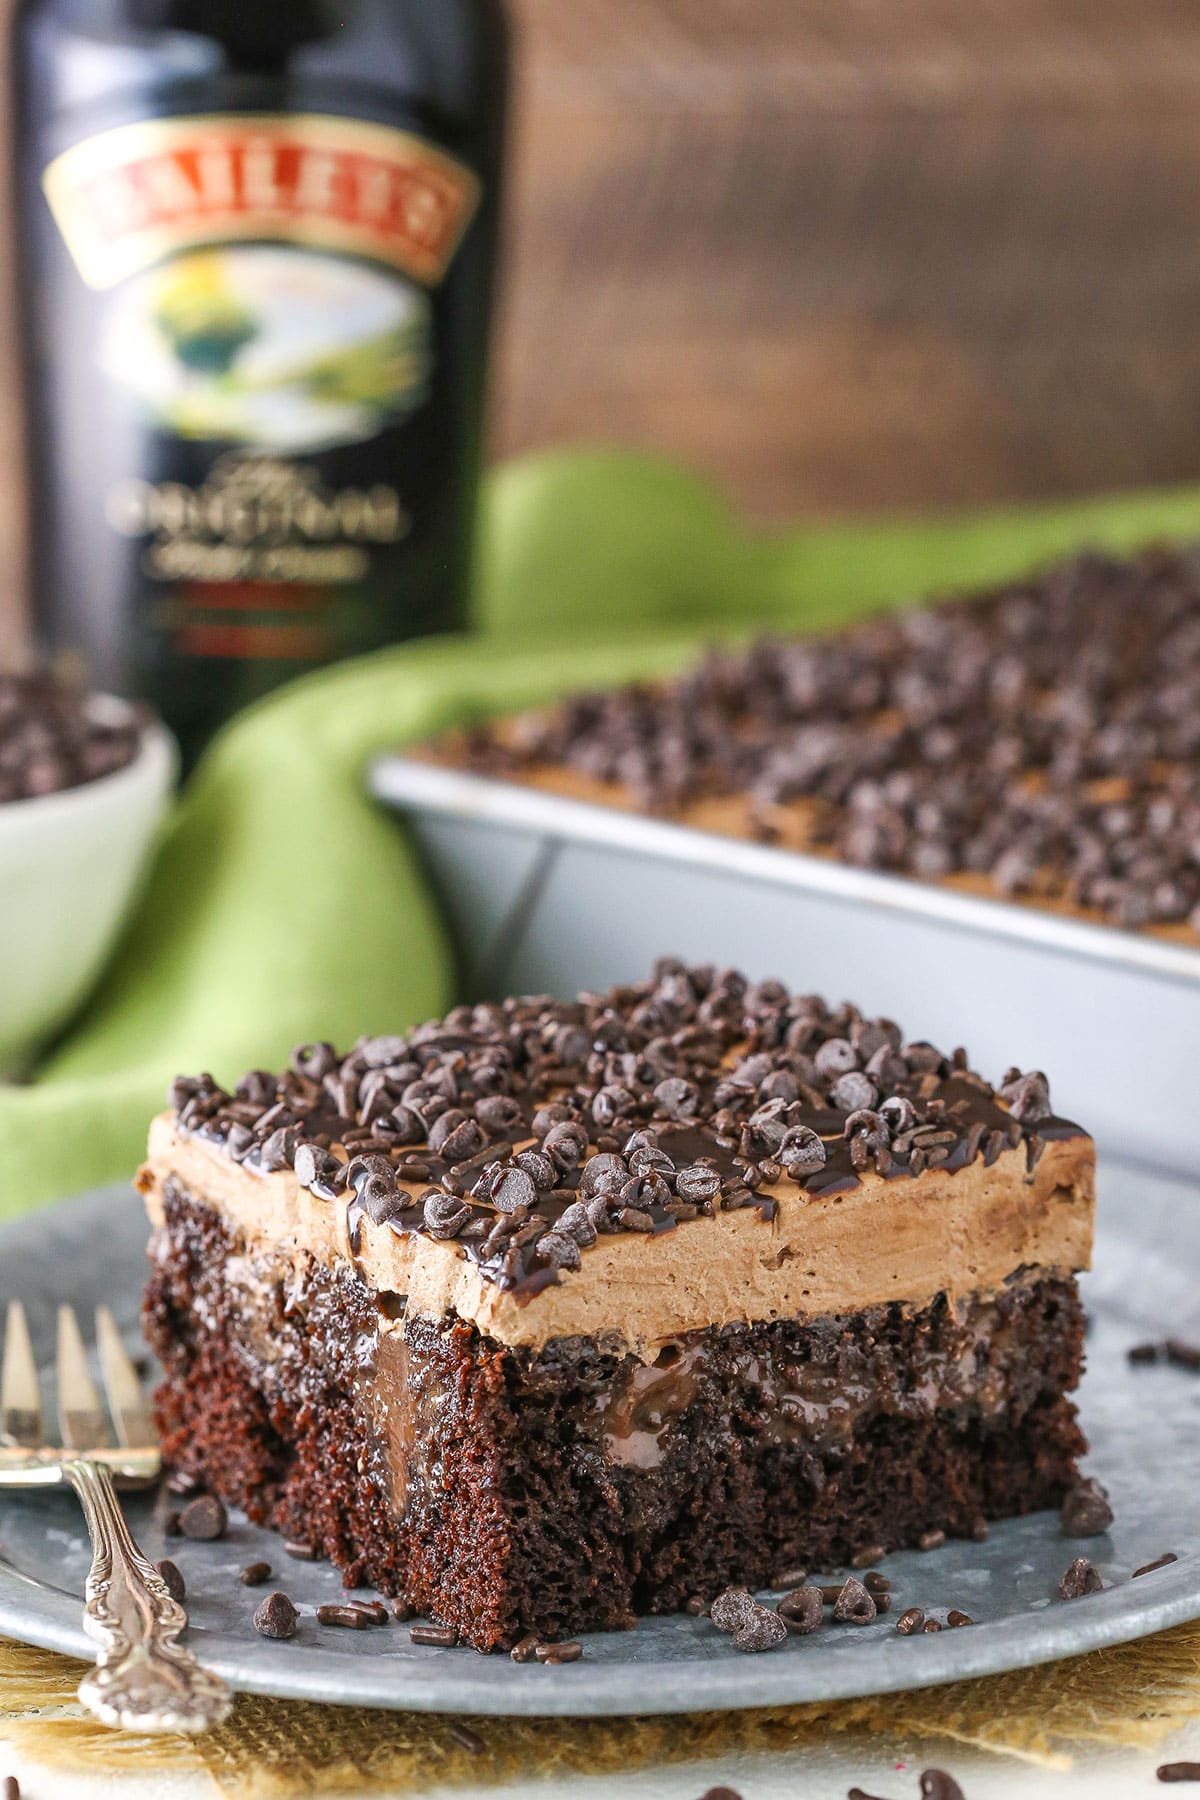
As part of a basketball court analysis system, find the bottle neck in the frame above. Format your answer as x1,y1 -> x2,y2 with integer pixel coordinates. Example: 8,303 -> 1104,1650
127,0 -> 329,66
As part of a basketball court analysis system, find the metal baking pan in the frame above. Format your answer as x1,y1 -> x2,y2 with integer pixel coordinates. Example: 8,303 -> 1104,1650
369,755 -> 1199,1174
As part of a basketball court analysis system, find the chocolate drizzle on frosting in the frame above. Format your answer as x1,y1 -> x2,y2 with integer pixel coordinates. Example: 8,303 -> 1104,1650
169,961 -> 1080,1299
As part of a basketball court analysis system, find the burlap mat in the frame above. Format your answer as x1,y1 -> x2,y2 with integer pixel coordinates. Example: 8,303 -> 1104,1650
4,1621 -> 1200,1795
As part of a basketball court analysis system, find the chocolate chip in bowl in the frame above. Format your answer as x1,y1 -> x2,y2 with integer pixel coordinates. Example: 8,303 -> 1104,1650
0,669 -> 175,1073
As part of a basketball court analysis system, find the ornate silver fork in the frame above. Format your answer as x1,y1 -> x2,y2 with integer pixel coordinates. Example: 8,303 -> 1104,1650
0,1300 -> 232,1732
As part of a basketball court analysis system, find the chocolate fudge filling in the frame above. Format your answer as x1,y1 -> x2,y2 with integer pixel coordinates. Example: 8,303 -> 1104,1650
445,545 -> 1200,936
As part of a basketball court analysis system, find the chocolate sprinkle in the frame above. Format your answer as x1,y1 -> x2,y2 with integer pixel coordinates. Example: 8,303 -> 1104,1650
895,1607 -> 925,1635
1134,1553 -> 1179,1578
170,963 -> 1079,1300
920,1774 -> 966,1800
1158,1763 -> 1200,1782
239,1561 -> 272,1586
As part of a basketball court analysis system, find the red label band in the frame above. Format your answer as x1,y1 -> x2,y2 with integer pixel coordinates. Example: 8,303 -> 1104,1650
42,114 -> 480,289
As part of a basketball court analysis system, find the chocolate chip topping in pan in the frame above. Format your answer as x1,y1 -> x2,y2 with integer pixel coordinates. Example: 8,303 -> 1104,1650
170,962 -> 1081,1298
457,546 -> 1200,937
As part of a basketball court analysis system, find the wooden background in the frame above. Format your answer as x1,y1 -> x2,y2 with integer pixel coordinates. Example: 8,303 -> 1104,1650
8,0 -> 1200,654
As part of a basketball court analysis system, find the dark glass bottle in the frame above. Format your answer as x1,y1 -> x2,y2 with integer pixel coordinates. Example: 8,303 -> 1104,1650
12,0 -> 507,767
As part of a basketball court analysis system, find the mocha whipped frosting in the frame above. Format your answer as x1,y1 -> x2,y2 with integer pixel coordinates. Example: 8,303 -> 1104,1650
142,1115 -> 1093,1356
143,964 -> 1095,1356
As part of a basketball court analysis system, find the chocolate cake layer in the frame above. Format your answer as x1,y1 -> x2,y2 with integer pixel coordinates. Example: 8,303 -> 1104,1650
437,546 -> 1200,939
144,1179 -> 1086,1651
140,964 -> 1095,1646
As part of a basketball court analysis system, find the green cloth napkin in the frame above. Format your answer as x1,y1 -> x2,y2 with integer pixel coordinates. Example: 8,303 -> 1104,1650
4,449 -> 1200,1217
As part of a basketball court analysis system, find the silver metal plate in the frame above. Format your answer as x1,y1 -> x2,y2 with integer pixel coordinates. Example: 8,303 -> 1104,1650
369,756 -> 1200,1175
0,1173 -> 1198,1718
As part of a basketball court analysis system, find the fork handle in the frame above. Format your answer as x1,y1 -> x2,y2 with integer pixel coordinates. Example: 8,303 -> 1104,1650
65,1457 -> 233,1733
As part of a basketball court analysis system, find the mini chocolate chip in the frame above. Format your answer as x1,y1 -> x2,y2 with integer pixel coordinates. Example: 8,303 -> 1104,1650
896,1607 -> 925,1634
1061,1477 -> 1114,1537
410,1624 -> 459,1647
833,1577 -> 877,1624
179,1494 -> 227,1541
239,1561 -> 272,1586
422,1190 -> 473,1239
489,1165 -> 537,1213
732,1605 -> 788,1653
777,1585 -> 823,1634
710,1587 -> 759,1634
1058,1556 -> 1103,1599
675,1163 -> 723,1203
155,1559 -> 186,1604
254,1591 -> 298,1639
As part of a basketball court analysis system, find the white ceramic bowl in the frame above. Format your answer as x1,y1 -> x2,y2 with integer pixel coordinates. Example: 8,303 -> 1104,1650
0,698 -> 177,1074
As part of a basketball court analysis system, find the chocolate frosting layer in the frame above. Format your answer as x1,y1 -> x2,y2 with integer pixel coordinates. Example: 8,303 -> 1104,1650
145,962 -> 1094,1351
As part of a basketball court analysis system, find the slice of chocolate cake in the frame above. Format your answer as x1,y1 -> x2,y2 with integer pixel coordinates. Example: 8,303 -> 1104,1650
139,962 -> 1094,1652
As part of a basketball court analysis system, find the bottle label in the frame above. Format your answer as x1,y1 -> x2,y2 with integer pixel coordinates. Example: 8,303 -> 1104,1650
42,113 -> 480,290
38,114 -> 481,675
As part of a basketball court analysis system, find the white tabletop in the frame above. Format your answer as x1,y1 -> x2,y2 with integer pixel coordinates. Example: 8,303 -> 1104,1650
4,1724 -> 1196,1798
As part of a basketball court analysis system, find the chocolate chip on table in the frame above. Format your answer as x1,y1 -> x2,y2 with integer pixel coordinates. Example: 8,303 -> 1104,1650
178,1494 -> 227,1541
253,1591 -> 298,1639
1058,1556 -> 1104,1599
1060,1476 -> 1114,1536
1158,1764 -> 1200,1782
1129,1342 -> 1163,1365
918,1527 -> 946,1551
509,1633 -> 541,1663
534,1640 -> 584,1663
777,1585 -> 824,1635
447,1721 -> 486,1754
946,1609 -> 973,1628
1134,1553 -> 1179,1579
922,1618 -> 943,1633
709,1588 -> 760,1634
732,1607 -> 788,1653
410,1624 -> 459,1648
239,1561 -> 272,1586
390,1598 -> 417,1621
284,1538 -> 319,1561
863,1571 -> 891,1594
833,1577 -> 877,1625
895,1607 -> 925,1635
155,1559 -> 186,1604
920,1773 -> 967,1800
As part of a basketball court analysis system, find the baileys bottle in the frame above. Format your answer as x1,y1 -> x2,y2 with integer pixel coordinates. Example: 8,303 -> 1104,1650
12,0 -> 507,765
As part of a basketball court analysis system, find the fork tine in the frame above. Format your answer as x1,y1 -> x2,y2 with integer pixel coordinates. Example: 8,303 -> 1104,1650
1,1302 -> 43,1447
95,1306 -> 154,1450
56,1305 -> 108,1451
